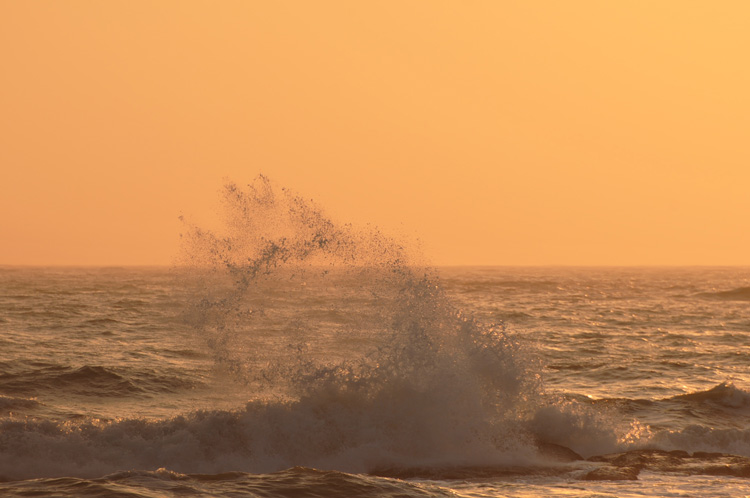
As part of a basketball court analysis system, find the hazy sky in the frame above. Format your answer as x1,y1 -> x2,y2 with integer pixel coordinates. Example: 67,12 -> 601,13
2,1 -> 748,266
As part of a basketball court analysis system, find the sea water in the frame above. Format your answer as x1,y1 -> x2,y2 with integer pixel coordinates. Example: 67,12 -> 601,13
1,179 -> 750,497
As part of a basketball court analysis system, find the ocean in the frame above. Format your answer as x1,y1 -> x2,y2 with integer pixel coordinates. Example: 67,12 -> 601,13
2,183 -> 750,497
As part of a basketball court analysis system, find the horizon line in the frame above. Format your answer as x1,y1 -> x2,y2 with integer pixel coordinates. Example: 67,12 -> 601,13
2,263 -> 750,269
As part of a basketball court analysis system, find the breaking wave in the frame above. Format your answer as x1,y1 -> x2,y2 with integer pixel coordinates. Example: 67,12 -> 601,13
2,176 -> 707,480
670,382 -> 750,410
174,176 -> 560,470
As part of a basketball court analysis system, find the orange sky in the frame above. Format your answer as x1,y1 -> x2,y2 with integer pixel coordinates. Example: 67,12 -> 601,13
1,1 -> 749,266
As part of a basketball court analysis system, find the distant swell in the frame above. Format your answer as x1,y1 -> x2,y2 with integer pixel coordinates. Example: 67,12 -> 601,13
0,365 -> 194,397
698,286 -> 750,301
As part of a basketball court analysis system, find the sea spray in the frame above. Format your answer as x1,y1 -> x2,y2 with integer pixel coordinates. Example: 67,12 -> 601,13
176,176 -> 558,469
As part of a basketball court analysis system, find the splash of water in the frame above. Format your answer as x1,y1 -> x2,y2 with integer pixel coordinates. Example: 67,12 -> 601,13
178,176 -> 559,469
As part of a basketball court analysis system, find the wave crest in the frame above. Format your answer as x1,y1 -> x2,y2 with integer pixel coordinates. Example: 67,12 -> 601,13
671,382 -> 750,409
697,286 -> 750,301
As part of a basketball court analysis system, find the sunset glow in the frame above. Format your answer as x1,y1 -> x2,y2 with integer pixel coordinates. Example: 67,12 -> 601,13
3,4 -> 750,495
1,1 -> 748,265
